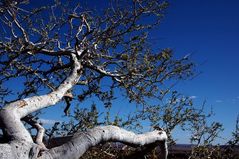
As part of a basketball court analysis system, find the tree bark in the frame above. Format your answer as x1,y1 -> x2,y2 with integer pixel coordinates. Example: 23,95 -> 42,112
0,126 -> 167,159
39,126 -> 168,159
0,53 -> 82,141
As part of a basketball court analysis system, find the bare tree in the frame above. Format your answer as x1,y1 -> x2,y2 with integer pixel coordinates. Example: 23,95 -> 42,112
0,0 -> 194,158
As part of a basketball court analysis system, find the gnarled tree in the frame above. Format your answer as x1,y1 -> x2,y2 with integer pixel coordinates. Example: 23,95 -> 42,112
0,0 -> 194,158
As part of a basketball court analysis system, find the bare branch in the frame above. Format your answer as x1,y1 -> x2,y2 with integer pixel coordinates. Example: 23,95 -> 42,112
13,53 -> 82,118
40,125 -> 168,159
22,116 -> 47,150
86,61 -> 123,82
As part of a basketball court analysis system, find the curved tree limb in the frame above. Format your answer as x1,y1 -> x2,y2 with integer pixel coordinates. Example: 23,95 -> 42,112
22,116 -> 47,150
40,125 -> 168,159
3,54 -> 82,118
0,53 -> 82,143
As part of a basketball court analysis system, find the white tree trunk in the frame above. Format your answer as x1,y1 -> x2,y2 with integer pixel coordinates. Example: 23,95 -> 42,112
0,126 -> 167,159
0,54 -> 168,159
40,125 -> 168,159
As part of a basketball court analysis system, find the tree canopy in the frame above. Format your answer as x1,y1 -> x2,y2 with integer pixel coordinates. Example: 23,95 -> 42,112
0,0 -> 238,159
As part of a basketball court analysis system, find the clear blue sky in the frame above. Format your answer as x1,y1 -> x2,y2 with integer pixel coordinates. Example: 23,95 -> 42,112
4,0 -> 238,144
153,0 -> 239,143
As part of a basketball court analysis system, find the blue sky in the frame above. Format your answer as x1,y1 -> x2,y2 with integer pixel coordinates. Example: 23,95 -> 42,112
3,0 -> 238,144
152,0 -> 239,143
